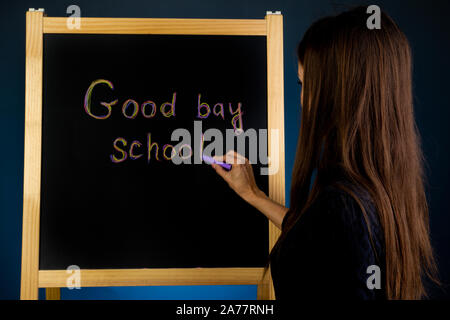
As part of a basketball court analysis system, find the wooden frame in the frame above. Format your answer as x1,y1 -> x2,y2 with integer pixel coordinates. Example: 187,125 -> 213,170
21,11 -> 284,300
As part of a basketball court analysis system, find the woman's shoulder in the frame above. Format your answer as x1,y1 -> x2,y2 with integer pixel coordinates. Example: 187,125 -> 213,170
310,180 -> 377,227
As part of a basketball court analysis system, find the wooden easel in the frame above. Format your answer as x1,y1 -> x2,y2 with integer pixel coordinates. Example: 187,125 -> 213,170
21,9 -> 285,300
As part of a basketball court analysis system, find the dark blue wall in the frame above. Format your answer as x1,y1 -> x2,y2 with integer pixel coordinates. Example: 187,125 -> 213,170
1,0 -> 449,299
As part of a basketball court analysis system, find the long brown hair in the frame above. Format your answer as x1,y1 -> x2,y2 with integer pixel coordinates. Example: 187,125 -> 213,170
264,7 -> 438,299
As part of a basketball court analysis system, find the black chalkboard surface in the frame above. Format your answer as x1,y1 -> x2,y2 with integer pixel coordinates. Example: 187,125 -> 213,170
40,34 -> 268,270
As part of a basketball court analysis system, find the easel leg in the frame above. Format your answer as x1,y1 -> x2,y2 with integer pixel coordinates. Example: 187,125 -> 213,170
257,276 -> 274,300
46,288 -> 61,300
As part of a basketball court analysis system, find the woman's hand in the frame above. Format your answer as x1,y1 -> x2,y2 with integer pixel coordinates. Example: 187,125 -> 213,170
211,150 -> 288,229
211,150 -> 263,203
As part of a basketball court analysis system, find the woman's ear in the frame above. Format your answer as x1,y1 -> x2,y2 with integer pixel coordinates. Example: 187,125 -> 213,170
298,63 -> 304,106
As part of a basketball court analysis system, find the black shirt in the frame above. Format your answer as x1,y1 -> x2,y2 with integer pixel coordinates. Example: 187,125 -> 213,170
271,182 -> 386,311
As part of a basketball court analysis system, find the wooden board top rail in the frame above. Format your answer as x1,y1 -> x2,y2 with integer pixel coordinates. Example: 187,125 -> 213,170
43,17 -> 267,35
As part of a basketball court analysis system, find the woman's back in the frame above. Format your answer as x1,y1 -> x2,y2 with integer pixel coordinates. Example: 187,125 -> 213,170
271,177 -> 386,303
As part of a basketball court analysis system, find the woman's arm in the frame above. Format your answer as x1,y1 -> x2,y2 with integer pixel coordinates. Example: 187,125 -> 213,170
211,151 -> 288,230
244,190 -> 289,230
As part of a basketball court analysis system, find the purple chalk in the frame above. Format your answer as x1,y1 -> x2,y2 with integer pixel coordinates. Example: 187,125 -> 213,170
202,155 -> 232,170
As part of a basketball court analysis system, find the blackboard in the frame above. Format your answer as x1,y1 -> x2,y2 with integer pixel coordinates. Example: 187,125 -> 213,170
40,34 -> 269,270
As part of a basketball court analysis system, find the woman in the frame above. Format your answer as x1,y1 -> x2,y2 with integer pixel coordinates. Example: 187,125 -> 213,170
212,6 -> 438,304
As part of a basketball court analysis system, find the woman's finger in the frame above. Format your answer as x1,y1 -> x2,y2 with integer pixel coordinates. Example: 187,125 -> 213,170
226,150 -> 247,164
212,163 -> 230,181
214,151 -> 247,165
